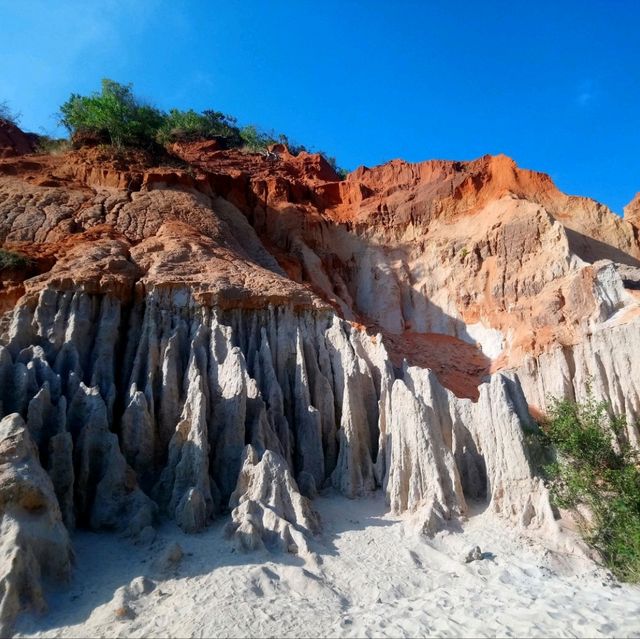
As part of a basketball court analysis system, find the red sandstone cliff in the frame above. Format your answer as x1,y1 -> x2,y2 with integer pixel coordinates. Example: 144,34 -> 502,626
2,125 -> 640,629
1,136 -> 639,400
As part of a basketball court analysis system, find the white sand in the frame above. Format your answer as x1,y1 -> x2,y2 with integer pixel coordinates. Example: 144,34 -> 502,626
14,494 -> 640,638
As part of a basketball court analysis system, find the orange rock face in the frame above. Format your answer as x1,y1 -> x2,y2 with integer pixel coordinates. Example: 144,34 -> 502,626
625,192 -> 640,229
1,134 -> 639,399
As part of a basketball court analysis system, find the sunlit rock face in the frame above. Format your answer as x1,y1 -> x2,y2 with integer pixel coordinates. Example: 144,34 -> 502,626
0,413 -> 73,635
0,131 -> 638,626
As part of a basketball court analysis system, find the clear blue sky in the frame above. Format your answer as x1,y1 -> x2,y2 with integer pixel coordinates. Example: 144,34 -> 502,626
1,0 -> 639,213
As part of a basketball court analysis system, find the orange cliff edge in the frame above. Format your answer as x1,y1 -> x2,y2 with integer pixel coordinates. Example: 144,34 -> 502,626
1,125 -> 639,401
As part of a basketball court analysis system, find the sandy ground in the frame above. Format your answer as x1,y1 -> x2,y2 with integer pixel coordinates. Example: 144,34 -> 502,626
14,493 -> 640,638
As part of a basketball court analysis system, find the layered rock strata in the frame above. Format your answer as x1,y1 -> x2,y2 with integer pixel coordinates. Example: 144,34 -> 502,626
0,136 -> 638,625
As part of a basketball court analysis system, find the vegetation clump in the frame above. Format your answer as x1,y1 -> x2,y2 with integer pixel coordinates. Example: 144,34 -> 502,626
0,100 -> 20,126
539,392 -> 640,581
237,124 -> 279,152
156,109 -> 243,147
59,79 -> 164,149
0,248 -> 33,272
35,135 -> 69,154
57,79 -> 348,174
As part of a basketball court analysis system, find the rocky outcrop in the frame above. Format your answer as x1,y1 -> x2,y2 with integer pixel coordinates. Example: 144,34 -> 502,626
0,413 -> 72,632
385,374 -> 466,533
226,446 -> 320,555
624,192 -> 640,228
0,296 -> 157,536
1,142 -> 625,533
1,129 -> 639,623
0,284 -> 552,544
382,366 -> 554,535
0,119 -> 37,158
516,315 -> 640,447
2,140 -> 638,400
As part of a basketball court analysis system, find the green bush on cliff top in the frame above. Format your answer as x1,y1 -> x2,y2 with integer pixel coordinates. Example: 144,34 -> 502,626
57,79 -> 348,174
156,108 -> 243,147
58,79 -> 286,152
59,79 -> 164,149
0,100 -> 20,126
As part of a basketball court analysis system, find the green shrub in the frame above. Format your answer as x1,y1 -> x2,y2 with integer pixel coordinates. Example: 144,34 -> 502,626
318,152 -> 349,178
285,139 -> 309,156
540,392 -> 640,581
36,135 -> 69,154
239,125 -> 278,152
0,100 -> 20,126
156,109 -> 243,146
59,79 -> 164,149
0,248 -> 32,271
54,78 -> 346,169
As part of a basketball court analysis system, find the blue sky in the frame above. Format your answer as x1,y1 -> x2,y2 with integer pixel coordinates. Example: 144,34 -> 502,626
1,0 -> 639,213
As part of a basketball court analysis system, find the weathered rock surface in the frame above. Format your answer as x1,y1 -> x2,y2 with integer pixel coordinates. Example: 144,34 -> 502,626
624,192 -> 640,228
226,446 -> 320,555
383,366 -> 554,535
464,546 -> 484,563
0,413 -> 72,632
516,315 -> 640,446
0,129 -> 639,624
0,283 -> 552,553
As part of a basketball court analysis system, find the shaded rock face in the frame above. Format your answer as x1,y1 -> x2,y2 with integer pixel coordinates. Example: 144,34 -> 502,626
0,120 -> 37,159
0,288 -> 550,541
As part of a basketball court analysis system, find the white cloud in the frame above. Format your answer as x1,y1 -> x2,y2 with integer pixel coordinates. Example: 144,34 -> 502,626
576,79 -> 597,108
